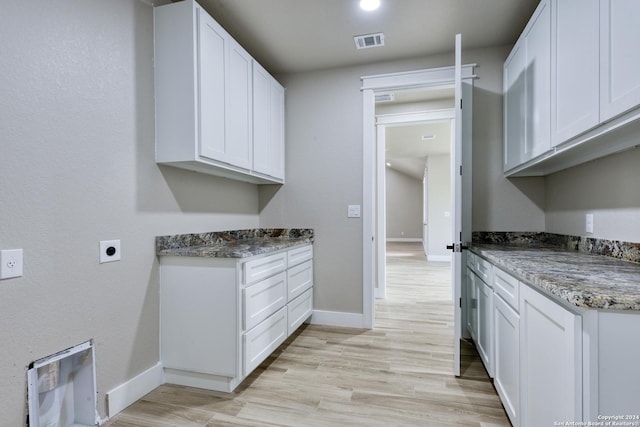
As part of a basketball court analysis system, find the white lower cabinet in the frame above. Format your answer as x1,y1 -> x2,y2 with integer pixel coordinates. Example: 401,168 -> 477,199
160,244 -> 313,392
493,292 -> 520,427
243,307 -> 287,375
476,276 -> 494,378
519,283 -> 582,426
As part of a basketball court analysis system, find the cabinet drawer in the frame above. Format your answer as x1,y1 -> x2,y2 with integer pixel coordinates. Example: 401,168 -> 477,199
242,252 -> 287,285
475,256 -> 493,284
243,307 -> 287,376
287,288 -> 313,336
466,252 -> 476,270
493,268 -> 520,312
243,272 -> 287,331
287,245 -> 313,267
287,260 -> 313,302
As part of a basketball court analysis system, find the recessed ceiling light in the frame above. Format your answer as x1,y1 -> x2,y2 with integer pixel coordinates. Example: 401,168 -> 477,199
360,0 -> 380,11
386,162 -> 391,167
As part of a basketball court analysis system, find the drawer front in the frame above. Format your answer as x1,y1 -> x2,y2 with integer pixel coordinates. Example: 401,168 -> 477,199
287,260 -> 313,302
243,307 -> 287,375
466,252 -> 476,270
243,252 -> 287,285
475,256 -> 493,284
287,245 -> 313,268
493,268 -> 519,311
287,288 -> 313,336
243,271 -> 287,331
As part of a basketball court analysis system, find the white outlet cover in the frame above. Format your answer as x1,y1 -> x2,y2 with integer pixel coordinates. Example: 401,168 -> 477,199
0,249 -> 24,279
348,205 -> 361,218
585,214 -> 594,234
100,240 -> 121,263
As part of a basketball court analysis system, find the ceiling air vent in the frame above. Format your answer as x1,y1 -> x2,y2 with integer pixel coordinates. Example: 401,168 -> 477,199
354,32 -> 385,50
375,93 -> 395,103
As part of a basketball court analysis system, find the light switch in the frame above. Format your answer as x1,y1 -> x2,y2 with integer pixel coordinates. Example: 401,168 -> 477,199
348,205 -> 361,218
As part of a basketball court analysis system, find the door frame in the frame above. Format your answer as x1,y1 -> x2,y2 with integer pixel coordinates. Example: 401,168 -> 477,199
361,65 -> 475,329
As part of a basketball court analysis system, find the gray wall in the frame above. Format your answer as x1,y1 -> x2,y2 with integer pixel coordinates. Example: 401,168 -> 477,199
0,1 -> 260,423
385,167 -> 423,239
427,154 -> 452,258
260,45 -> 546,316
545,147 -> 640,242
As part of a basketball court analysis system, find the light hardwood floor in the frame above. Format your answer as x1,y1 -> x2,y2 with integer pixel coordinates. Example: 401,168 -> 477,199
106,242 -> 510,426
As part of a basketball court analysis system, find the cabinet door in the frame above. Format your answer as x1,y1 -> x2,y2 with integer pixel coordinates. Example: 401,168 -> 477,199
269,78 -> 285,180
494,294 -> 520,427
551,0 -> 599,146
253,61 -> 285,180
467,270 -> 478,341
504,42 -> 526,171
520,285 -> 582,426
197,8 -> 228,163
524,0 -> 551,161
226,39 -> 253,169
476,277 -> 494,378
600,0 -> 640,121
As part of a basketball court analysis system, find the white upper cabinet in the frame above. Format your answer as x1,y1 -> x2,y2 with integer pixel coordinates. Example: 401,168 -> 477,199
154,0 -> 284,184
551,0 -> 599,146
503,43 -> 526,171
503,0 -> 551,172
198,9 -> 229,163
253,61 -> 285,181
504,0 -> 640,176
523,0 -> 551,160
600,0 -> 640,121
226,39 -> 253,170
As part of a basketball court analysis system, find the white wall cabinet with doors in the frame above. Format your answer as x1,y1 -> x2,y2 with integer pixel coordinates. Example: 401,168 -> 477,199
551,0 -> 599,146
505,0 -> 640,177
503,0 -> 551,172
154,0 -> 285,184
253,60 -> 285,181
600,0 -> 640,121
160,244 -> 313,392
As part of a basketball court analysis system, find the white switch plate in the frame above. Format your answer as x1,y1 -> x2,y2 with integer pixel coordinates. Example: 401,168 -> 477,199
100,240 -> 121,263
585,213 -> 594,234
348,205 -> 361,218
0,249 -> 24,279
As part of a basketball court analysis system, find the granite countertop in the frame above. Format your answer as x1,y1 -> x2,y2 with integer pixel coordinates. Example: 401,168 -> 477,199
470,244 -> 640,311
156,228 -> 313,259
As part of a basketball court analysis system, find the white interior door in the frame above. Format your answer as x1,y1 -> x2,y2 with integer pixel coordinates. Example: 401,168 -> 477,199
451,34 -> 473,376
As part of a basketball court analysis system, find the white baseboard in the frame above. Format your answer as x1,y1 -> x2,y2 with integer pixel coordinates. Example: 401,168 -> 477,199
310,310 -> 365,329
106,362 -> 163,418
386,237 -> 422,242
427,254 -> 451,262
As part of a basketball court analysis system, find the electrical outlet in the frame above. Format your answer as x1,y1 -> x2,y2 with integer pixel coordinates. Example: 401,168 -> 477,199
585,214 -> 594,234
0,249 -> 24,279
100,240 -> 121,263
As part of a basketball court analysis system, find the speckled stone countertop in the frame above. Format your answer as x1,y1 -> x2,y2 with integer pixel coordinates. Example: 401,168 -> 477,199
470,244 -> 640,311
156,228 -> 313,258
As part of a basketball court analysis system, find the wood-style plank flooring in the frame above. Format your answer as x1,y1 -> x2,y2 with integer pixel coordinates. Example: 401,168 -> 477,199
106,242 -> 510,426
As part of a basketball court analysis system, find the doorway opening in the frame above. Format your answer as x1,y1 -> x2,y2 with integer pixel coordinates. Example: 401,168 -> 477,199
375,97 -> 455,300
